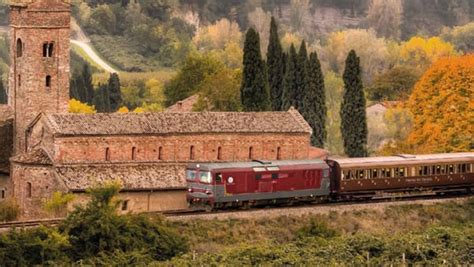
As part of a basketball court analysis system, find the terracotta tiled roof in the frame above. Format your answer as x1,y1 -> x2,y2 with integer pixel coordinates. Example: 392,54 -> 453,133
43,108 -> 312,136
165,94 -> 199,112
55,163 -> 186,191
10,148 -> 53,165
0,105 -> 13,124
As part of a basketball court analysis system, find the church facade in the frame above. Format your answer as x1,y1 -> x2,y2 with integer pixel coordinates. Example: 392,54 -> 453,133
0,0 -> 326,219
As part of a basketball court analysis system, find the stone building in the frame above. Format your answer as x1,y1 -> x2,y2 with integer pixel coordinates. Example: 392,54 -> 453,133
1,0 -> 327,219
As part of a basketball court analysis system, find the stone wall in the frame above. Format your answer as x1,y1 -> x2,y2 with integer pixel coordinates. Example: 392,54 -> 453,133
52,133 -> 310,164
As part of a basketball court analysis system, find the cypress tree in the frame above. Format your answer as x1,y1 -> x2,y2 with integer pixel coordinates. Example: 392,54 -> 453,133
282,44 -> 298,110
241,28 -> 271,111
303,52 -> 327,147
82,64 -> 94,105
94,83 -> 111,113
296,40 -> 309,111
69,75 -> 80,101
108,73 -> 122,111
340,50 -> 368,157
266,17 -> 284,111
0,77 -> 7,104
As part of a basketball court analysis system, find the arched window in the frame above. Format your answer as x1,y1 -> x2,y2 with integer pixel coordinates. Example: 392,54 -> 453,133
45,75 -> 51,87
132,147 -> 137,160
43,42 -> 54,57
217,146 -> 222,160
16,39 -> 23,58
26,182 -> 32,198
158,146 -> 163,160
248,146 -> 253,160
276,147 -> 281,160
105,147 -> 110,161
190,145 -> 195,160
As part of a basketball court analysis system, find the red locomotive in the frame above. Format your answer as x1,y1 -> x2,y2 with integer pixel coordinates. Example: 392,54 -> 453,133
186,153 -> 474,210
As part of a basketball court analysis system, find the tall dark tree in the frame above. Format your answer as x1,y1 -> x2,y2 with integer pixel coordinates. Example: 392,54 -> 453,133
94,83 -> 111,113
296,40 -> 309,111
0,77 -> 7,104
303,52 -> 327,147
282,44 -> 298,110
108,72 -> 122,111
266,17 -> 284,111
240,28 -> 271,111
82,64 -> 94,104
340,50 -> 368,157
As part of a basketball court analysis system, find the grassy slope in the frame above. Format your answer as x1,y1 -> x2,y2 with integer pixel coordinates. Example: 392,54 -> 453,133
160,199 -> 474,265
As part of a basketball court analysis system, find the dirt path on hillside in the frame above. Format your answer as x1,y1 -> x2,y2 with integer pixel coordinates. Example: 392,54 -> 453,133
70,18 -> 118,73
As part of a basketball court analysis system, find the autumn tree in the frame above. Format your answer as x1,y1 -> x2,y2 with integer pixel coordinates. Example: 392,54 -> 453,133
366,65 -> 420,101
367,0 -> 402,40
267,17 -> 284,111
399,37 -> 458,70
193,18 -> 242,51
340,50 -> 368,157
68,99 -> 97,114
282,44 -> 298,110
407,54 -> 474,153
441,22 -> 474,52
241,28 -> 270,111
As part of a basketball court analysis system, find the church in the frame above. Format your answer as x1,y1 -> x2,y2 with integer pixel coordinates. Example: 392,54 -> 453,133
0,0 -> 326,219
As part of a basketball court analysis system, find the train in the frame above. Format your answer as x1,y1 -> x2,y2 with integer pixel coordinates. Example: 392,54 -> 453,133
186,152 -> 474,210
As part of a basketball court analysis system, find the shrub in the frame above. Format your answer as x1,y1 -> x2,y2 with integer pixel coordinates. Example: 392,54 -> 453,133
0,200 -> 19,222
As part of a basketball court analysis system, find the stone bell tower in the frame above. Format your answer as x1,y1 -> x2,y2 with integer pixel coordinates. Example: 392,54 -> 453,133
8,0 -> 71,154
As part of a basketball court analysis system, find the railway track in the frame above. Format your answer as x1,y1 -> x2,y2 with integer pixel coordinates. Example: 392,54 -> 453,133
0,194 -> 472,229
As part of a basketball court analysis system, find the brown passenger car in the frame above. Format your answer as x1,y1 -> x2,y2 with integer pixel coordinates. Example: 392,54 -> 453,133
327,153 -> 474,198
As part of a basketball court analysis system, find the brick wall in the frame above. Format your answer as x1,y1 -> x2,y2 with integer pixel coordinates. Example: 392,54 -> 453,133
52,133 -> 310,164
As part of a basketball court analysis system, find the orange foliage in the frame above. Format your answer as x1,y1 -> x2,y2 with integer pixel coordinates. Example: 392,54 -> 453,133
407,54 -> 474,153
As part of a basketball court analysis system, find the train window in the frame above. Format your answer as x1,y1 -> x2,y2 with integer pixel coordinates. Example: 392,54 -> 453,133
440,165 -> 446,174
467,164 -> 472,173
255,174 -> 262,180
399,167 -> 405,177
215,173 -> 222,183
272,173 -> 279,179
448,164 -> 455,174
372,169 -> 378,178
380,169 -> 386,178
394,168 -> 400,177
186,170 -> 197,181
435,165 -> 442,174
357,170 -> 365,179
459,164 -> 467,173
423,166 -> 430,176
199,171 -> 212,183
267,166 -> 280,171
253,167 -> 266,172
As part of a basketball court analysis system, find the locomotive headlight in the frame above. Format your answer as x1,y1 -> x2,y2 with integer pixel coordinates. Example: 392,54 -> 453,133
188,188 -> 193,193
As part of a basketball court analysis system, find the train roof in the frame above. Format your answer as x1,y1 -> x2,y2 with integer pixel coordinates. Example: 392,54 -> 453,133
187,159 -> 327,171
329,152 -> 474,168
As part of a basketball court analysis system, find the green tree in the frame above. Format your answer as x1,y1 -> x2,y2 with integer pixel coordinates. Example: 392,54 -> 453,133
82,64 -> 94,104
296,40 -> 308,110
164,53 -> 222,106
241,28 -> 270,111
266,17 -> 285,111
340,50 -> 368,157
303,52 -> 327,147
94,83 -> 111,113
193,68 -> 242,112
43,192 -> 75,218
108,73 -> 122,111
0,76 -> 6,104
366,66 -> 420,101
282,44 -> 298,110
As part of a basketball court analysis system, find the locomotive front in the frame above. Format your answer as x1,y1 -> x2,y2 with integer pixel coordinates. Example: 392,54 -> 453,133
186,164 -> 216,210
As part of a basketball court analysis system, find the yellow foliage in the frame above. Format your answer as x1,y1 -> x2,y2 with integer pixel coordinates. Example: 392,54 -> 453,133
193,18 -> 242,51
133,107 -> 145,113
406,54 -> 474,153
68,99 -> 96,114
281,32 -> 302,51
117,106 -> 129,113
399,37 -> 458,70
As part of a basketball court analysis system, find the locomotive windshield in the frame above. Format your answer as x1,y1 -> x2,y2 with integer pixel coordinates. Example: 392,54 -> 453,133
186,170 -> 197,181
199,171 -> 212,183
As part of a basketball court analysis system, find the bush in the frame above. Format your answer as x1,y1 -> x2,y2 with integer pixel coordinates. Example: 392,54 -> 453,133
0,200 -> 19,222
297,218 -> 338,239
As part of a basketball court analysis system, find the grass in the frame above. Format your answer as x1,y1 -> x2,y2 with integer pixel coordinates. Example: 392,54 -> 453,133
93,70 -> 176,87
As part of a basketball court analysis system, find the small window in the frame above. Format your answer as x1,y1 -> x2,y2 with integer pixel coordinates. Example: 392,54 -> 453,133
46,75 -> 51,87
215,173 -> 222,183
190,145 -> 195,160
27,182 -> 32,198
248,146 -> 253,160
276,147 -> 281,160
43,43 -> 48,57
158,146 -> 163,160
132,147 -> 136,160
1,189 -> 5,199
105,147 -> 110,161
16,39 -> 23,57
372,169 -> 378,178
271,173 -> 279,179
121,200 -> 129,211
18,75 -> 21,87
448,164 -> 455,174
43,42 -> 54,57
217,146 -> 222,160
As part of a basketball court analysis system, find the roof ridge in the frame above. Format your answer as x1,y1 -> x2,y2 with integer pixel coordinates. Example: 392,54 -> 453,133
287,107 -> 312,134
